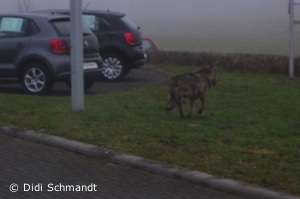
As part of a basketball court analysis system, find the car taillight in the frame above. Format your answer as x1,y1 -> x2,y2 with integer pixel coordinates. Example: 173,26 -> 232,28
49,39 -> 69,54
124,32 -> 138,46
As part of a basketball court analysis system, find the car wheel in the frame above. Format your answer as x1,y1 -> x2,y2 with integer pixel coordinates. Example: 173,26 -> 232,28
101,53 -> 128,81
21,63 -> 53,95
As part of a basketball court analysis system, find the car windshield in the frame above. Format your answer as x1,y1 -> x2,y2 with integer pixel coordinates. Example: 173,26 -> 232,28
51,20 -> 92,37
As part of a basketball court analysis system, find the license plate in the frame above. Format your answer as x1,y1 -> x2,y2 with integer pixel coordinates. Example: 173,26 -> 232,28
83,62 -> 98,70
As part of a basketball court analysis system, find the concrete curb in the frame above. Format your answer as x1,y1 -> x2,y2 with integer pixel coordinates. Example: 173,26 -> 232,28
1,124 -> 299,199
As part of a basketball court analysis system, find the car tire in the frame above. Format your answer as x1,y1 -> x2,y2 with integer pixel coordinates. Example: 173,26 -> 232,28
21,63 -> 53,95
101,53 -> 128,82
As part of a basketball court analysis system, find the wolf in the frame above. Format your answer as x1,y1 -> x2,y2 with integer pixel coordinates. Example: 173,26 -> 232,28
165,65 -> 217,118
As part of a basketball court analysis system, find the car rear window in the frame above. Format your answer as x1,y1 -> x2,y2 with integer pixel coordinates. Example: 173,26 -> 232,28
51,19 -> 92,37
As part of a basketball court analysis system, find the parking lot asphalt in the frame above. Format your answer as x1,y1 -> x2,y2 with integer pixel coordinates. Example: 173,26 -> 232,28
0,67 -> 168,96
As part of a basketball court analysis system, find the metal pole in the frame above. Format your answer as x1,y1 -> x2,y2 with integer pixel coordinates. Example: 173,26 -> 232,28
289,0 -> 295,78
70,0 -> 84,112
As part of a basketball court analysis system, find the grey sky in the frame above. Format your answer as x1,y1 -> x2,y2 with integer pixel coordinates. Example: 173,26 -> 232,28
2,0 -> 289,31
1,0 -> 299,54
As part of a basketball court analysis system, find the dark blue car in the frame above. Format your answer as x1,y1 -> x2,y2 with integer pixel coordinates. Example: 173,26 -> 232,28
35,9 -> 147,81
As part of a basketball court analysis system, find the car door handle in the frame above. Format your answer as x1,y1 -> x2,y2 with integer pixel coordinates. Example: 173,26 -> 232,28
16,43 -> 26,48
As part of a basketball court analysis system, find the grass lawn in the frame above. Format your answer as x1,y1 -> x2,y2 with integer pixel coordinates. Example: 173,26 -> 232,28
0,64 -> 299,195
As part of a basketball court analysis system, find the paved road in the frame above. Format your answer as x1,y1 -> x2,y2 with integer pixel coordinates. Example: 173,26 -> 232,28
0,133 -> 250,199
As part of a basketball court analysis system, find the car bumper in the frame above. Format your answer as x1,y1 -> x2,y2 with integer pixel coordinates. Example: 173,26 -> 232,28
53,55 -> 103,81
131,52 -> 147,68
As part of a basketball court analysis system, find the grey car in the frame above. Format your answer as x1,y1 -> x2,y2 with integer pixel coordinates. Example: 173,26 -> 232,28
0,13 -> 102,94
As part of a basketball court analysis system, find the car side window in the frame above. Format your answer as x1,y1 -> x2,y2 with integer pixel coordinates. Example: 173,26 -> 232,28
82,14 -> 112,32
83,15 -> 99,32
28,20 -> 39,35
0,17 -> 28,38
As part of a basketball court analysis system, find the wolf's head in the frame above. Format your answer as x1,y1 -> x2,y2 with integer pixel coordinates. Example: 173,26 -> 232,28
197,65 -> 217,86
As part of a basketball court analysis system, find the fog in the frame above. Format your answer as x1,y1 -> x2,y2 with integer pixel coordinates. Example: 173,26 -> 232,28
2,0 -> 300,55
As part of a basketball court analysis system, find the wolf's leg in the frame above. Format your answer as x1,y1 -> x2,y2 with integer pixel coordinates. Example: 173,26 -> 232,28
187,99 -> 195,117
177,102 -> 185,118
198,94 -> 205,114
